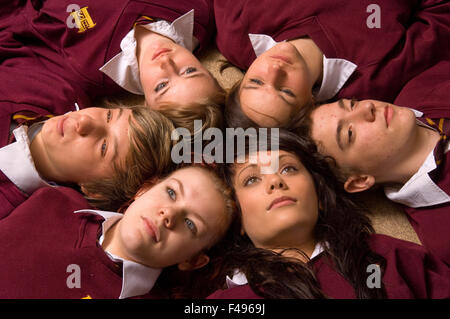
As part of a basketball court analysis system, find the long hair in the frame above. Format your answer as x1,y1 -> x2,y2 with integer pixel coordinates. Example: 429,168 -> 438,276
218,129 -> 387,299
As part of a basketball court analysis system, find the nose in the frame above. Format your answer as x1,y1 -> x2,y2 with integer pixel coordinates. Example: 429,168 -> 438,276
76,115 -> 104,136
159,206 -> 178,229
264,63 -> 286,86
265,174 -> 287,194
349,100 -> 376,123
158,54 -> 177,74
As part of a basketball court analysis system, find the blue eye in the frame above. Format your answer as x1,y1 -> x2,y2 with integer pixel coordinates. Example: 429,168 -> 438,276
185,218 -> 197,234
101,140 -> 107,157
249,78 -> 263,85
184,67 -> 197,75
167,187 -> 176,200
154,81 -> 168,92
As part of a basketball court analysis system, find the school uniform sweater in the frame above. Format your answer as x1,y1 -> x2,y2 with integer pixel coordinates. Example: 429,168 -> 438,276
3,0 -> 216,102
214,0 -> 450,102
207,234 -> 450,299
0,186 -> 161,299
386,60 -> 450,266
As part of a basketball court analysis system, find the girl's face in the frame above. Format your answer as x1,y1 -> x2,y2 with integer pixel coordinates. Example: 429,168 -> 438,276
233,150 -> 319,250
32,107 -> 131,184
111,167 -> 229,269
239,42 -> 314,127
138,35 -> 220,109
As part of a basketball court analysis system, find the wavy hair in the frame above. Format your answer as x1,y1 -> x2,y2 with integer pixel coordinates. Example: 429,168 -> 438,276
216,129 -> 387,299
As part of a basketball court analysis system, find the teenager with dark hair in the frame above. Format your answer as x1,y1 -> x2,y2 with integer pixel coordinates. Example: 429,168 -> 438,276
214,0 -> 449,127
303,61 -> 450,266
208,130 -> 450,299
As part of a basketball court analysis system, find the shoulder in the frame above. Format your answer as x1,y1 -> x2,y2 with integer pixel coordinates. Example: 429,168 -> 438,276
26,186 -> 90,210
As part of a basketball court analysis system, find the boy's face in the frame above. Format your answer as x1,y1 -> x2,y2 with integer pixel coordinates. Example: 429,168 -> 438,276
309,99 -> 418,180
32,107 -> 132,184
139,36 -> 219,108
239,42 -> 313,127
114,167 -> 228,269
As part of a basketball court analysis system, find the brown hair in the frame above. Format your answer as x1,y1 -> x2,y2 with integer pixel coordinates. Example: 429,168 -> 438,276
81,106 -> 177,211
213,129 -> 387,299
224,79 -> 311,130
156,77 -> 226,132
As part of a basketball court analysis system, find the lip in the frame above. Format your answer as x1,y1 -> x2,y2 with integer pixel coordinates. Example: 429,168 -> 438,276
270,55 -> 292,65
267,196 -> 297,211
140,216 -> 160,242
57,116 -> 68,137
384,105 -> 393,128
152,48 -> 171,61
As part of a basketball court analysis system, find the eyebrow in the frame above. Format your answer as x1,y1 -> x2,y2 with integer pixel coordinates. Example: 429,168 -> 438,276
335,99 -> 346,151
242,85 -> 296,107
171,177 -> 208,234
156,73 -> 208,101
110,108 -> 124,164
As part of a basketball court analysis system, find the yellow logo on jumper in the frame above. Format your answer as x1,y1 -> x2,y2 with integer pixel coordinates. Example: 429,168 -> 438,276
82,295 -> 92,299
70,7 -> 96,33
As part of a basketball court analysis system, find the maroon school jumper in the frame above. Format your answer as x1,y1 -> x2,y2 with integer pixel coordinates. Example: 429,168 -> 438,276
2,0 -> 215,102
391,60 -> 450,266
207,234 -> 450,299
214,0 -> 450,102
0,186 -> 158,299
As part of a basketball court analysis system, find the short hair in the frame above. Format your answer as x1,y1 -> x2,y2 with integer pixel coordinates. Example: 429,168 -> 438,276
81,105 -> 177,211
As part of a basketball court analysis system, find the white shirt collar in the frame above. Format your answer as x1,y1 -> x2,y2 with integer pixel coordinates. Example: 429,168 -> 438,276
225,242 -> 325,289
0,125 -> 52,195
248,34 -> 357,102
74,209 -> 162,299
99,9 -> 198,95
384,110 -> 450,208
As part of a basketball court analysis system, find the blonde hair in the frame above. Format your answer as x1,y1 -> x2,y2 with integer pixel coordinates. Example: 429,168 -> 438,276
81,105 -> 177,211
156,78 -> 226,132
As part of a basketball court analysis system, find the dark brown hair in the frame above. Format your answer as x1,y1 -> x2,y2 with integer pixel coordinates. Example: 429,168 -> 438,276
215,129 -> 387,299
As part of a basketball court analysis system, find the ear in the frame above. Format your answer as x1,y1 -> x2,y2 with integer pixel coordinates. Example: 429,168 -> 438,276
177,253 -> 210,271
343,174 -> 375,193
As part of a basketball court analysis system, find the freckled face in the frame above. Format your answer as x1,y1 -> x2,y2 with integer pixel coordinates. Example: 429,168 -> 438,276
310,99 -> 418,177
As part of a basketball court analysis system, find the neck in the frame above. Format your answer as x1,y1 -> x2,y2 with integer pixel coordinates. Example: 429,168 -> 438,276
288,38 -> 323,88
134,26 -> 174,66
271,237 -> 317,263
101,220 -> 125,258
382,125 -> 441,185
29,131 -> 57,182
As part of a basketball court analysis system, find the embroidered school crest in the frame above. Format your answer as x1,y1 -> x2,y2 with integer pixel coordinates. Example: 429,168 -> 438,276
70,6 -> 96,33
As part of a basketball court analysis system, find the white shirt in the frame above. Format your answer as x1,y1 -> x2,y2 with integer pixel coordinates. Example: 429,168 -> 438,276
0,125 -> 51,195
99,9 -> 198,95
225,242 -> 325,288
248,34 -> 357,102
384,109 -> 450,208
74,209 -> 162,299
